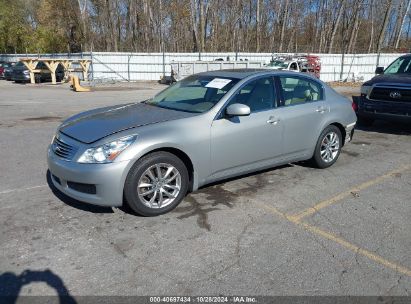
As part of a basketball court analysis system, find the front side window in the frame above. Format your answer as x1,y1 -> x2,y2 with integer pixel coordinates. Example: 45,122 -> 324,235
290,62 -> 298,71
279,76 -> 322,106
146,75 -> 238,113
14,62 -> 25,68
228,77 -> 276,112
384,57 -> 411,74
268,60 -> 288,69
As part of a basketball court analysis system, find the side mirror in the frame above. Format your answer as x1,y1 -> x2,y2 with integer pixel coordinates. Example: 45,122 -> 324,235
375,67 -> 384,75
226,103 -> 251,117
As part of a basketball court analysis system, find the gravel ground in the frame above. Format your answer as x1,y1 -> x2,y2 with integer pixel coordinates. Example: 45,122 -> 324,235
0,80 -> 410,300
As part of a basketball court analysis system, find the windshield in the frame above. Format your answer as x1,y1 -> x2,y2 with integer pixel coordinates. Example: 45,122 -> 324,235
146,75 -> 239,113
384,57 -> 411,74
14,62 -> 25,69
268,60 -> 288,68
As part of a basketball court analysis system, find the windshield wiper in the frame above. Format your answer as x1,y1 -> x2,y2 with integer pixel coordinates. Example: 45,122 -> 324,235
155,105 -> 201,113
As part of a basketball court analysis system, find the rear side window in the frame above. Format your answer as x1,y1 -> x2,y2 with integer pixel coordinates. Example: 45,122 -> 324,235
279,76 -> 323,106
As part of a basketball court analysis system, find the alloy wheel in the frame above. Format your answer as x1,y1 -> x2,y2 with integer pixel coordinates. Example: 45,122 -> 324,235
137,163 -> 181,209
320,131 -> 340,163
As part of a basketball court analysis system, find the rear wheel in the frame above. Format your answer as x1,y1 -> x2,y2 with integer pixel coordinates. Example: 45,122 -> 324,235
35,74 -> 42,83
311,125 -> 342,169
124,151 -> 189,216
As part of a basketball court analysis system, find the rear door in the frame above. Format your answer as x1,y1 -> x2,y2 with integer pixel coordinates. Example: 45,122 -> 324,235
274,75 -> 328,159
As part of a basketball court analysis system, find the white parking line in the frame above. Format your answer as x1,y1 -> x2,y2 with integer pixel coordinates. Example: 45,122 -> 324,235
0,185 -> 47,195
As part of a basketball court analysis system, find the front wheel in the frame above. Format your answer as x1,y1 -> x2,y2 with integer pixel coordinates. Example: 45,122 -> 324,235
124,151 -> 189,216
311,125 -> 342,169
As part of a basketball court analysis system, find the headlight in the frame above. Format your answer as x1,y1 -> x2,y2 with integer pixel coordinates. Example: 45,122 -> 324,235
23,70 -> 30,75
360,85 -> 371,96
78,135 -> 137,164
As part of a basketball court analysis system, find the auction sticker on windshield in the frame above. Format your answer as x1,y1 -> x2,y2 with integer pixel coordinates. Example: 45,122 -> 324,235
205,78 -> 232,89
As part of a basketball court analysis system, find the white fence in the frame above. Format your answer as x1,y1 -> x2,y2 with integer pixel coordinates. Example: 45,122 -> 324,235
0,52 -> 406,82
170,61 -> 266,80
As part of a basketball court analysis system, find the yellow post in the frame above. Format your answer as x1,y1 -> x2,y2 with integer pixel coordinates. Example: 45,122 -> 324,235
61,60 -> 72,81
69,74 -> 90,92
79,60 -> 90,81
43,60 -> 59,84
21,59 -> 38,84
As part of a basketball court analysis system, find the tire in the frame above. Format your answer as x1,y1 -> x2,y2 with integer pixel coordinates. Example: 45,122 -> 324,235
311,125 -> 342,169
357,115 -> 374,127
35,74 -> 42,84
124,151 -> 189,216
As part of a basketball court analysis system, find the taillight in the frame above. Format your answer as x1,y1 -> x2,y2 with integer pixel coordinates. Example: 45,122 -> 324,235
352,101 -> 358,112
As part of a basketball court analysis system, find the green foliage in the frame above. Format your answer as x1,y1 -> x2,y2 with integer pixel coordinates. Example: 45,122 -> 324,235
0,0 -> 72,53
0,0 -> 29,53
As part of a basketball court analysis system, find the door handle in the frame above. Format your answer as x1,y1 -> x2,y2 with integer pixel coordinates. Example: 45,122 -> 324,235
267,116 -> 280,125
316,106 -> 327,113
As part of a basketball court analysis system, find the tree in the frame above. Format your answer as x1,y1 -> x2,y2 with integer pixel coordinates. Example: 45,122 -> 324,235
1,0 -> 410,54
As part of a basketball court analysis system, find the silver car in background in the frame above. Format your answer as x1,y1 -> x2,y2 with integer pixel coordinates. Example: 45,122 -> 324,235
47,69 -> 356,216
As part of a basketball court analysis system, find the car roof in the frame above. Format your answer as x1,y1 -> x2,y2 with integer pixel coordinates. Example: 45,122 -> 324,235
195,69 -> 271,79
195,68 -> 320,81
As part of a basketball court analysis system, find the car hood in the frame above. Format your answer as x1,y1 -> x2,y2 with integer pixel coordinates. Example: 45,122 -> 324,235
60,102 -> 196,144
364,74 -> 411,86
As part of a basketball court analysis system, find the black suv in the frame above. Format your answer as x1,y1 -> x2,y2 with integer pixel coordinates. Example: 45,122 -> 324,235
357,54 -> 411,125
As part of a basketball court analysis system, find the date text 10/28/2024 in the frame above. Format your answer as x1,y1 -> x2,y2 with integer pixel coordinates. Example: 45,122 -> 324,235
149,296 -> 257,303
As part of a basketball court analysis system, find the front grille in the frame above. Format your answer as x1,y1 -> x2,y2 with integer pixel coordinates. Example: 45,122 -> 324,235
67,181 -> 96,194
369,86 -> 411,103
52,135 -> 78,160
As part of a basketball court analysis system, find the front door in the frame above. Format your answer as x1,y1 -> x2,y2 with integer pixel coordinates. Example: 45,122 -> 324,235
210,76 -> 283,180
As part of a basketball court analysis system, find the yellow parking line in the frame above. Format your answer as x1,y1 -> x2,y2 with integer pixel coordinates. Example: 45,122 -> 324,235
256,202 -> 411,277
289,165 -> 411,222
300,222 -> 411,277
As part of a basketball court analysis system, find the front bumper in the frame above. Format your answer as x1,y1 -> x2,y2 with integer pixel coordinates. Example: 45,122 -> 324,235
4,72 -> 13,80
12,73 -> 30,82
357,96 -> 411,122
47,147 -> 131,207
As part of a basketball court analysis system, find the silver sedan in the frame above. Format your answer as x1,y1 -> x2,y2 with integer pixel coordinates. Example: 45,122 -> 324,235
47,69 -> 356,216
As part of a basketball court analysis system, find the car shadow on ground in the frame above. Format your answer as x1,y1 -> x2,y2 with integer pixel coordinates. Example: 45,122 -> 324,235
46,170 -> 114,214
47,164 -> 300,218
0,269 -> 77,304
